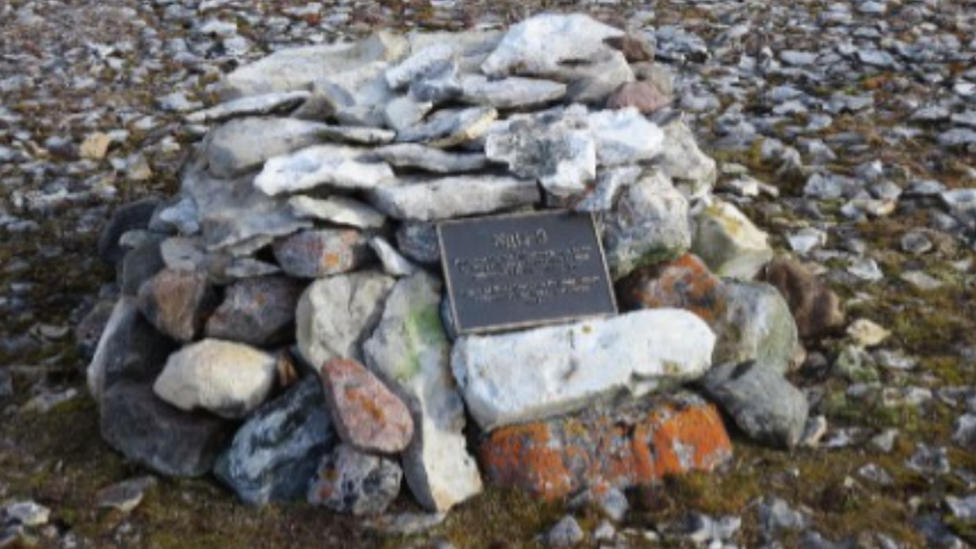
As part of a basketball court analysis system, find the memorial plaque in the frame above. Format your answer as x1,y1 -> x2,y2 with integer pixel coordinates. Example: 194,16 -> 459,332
438,210 -> 617,335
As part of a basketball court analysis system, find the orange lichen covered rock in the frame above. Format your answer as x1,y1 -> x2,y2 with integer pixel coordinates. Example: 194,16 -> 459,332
617,253 -> 726,325
478,393 -> 732,501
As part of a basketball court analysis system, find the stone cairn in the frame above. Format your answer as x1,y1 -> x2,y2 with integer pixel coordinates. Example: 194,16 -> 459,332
85,13 -> 841,517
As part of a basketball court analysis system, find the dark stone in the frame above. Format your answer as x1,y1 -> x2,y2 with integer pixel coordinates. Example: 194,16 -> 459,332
74,298 -> 117,361
98,197 -> 162,266
759,258 -> 845,341
205,276 -> 304,346
0,368 -> 12,402
700,361 -> 809,449
439,211 -> 616,334
120,237 -> 166,296
100,380 -> 234,477
214,376 -> 336,505
395,222 -> 440,266
137,269 -> 217,342
308,444 -> 402,516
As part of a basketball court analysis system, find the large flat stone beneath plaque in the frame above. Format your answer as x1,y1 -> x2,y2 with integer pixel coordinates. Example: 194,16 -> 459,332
438,210 -> 617,334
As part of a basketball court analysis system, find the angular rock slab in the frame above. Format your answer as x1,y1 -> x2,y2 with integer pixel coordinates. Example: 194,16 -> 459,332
618,253 -> 726,325
308,444 -> 403,516
712,281 -> 800,374
369,175 -> 540,222
272,229 -> 372,278
136,268 -> 216,342
254,145 -> 395,196
601,171 -> 691,279
452,309 -> 716,431
203,117 -> 327,178
296,271 -> 396,367
289,195 -> 387,229
657,116 -> 717,199
693,200 -> 773,280
396,106 -> 497,148
214,376 -> 336,505
700,361 -> 809,449
588,107 -> 664,166
371,144 -> 488,174
87,297 -> 177,401
362,272 -> 483,512
153,339 -> 278,419
101,380 -> 234,477
482,14 -> 624,77
205,276 -> 305,346
459,75 -> 566,109
320,358 -> 414,454
186,91 -> 311,124
479,393 -> 732,500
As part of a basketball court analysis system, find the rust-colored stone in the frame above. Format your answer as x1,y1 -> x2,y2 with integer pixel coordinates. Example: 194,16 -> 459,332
617,253 -> 726,325
605,34 -> 655,63
136,268 -> 216,342
759,258 -> 845,341
606,81 -> 672,114
478,393 -> 732,501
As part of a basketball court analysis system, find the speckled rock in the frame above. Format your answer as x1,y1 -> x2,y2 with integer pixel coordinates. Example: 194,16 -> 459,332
205,276 -> 305,346
479,393 -> 732,500
712,281 -> 800,374
136,269 -> 217,342
214,376 -> 336,505
320,358 -> 414,454
617,253 -> 726,325
272,229 -> 372,278
693,200 -> 773,280
308,444 -> 403,516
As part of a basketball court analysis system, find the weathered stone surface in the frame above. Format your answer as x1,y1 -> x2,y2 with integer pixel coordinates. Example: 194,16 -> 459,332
288,195 -> 386,229
186,91 -> 310,124
385,44 -> 455,90
618,253 -> 726,325
101,380 -> 233,477
136,268 -> 216,342
396,223 -> 441,266
759,258 -> 846,341
95,476 -> 158,514
459,75 -> 566,109
203,117 -> 326,178
712,281 -> 800,373
308,444 -> 402,516
606,33 -> 655,62
573,165 -> 641,212
485,105 -> 595,197
700,361 -> 809,449
214,376 -> 336,505
87,297 -> 177,401
272,229 -> 372,278
369,236 -> 416,277
383,95 -> 433,132
657,116 -> 717,199
254,145 -> 395,196
362,272 -> 483,512
98,197 -> 162,266
320,358 -> 414,454
182,164 -> 312,253
693,200 -> 773,280
606,81 -> 671,114
396,106 -> 497,148
314,62 -> 397,128
369,175 -> 540,222
205,276 -> 304,346
482,14 -> 624,77
588,107 -> 665,166
218,32 -> 408,99
153,339 -> 278,419
372,144 -> 488,174
296,271 -> 396,368
120,237 -> 166,296
479,393 -> 732,500
601,171 -> 691,279
546,516 -> 585,549
452,309 -> 716,431
80,131 -> 112,160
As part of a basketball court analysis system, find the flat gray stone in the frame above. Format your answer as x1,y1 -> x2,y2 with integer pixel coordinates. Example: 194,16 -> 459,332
203,117 -> 326,178
186,91 -> 311,124
395,106 -> 497,148
288,195 -> 386,229
372,143 -> 488,174
458,75 -> 566,109
255,145 -> 395,196
712,281 -> 800,373
369,175 -> 539,222
385,44 -> 455,90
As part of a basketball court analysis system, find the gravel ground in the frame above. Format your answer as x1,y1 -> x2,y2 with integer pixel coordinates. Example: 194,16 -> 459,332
1,0 -> 976,548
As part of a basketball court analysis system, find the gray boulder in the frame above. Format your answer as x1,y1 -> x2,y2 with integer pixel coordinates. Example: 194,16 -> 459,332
214,376 -> 337,505
308,444 -> 402,516
712,281 -> 800,373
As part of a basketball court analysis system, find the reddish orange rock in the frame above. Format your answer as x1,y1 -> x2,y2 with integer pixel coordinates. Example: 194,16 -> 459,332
617,253 -> 726,325
479,393 -> 732,501
320,358 -> 414,454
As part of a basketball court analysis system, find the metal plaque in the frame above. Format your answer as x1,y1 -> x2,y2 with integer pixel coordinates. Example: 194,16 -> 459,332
438,210 -> 618,335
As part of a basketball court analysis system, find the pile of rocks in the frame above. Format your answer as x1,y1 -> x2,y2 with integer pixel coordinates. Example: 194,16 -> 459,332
84,13 -> 841,518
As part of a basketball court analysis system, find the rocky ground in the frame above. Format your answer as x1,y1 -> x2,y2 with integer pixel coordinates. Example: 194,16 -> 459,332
1,0 -> 976,548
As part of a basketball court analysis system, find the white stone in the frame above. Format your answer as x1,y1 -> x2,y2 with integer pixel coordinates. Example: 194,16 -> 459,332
372,144 -> 488,174
383,96 -> 434,132
255,145 -> 395,196
203,117 -> 326,178
657,117 -> 718,199
385,44 -> 456,90
458,75 -> 566,109
185,91 -> 311,124
370,236 -> 417,277
153,339 -> 277,419
369,175 -> 540,222
288,195 -> 386,229
482,14 -> 624,77
693,200 -> 773,280
452,309 -> 717,431
587,108 -> 665,166
296,271 -> 396,368
363,272 -> 483,512
396,106 -> 497,148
